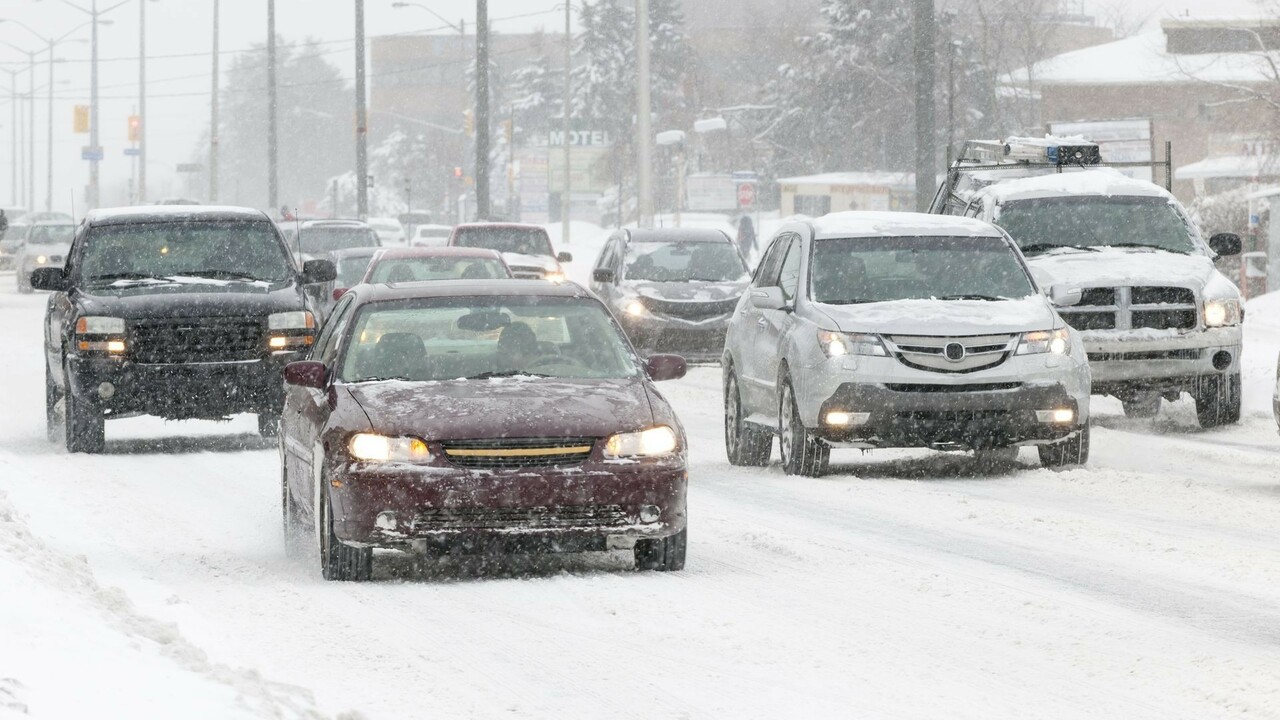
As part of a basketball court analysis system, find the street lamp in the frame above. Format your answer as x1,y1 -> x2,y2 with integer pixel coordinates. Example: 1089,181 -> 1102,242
0,39 -> 38,211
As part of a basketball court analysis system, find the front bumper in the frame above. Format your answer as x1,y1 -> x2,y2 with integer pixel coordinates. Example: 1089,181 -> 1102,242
1082,326 -> 1241,394
620,314 -> 729,361
329,461 -> 688,551
67,352 -> 299,420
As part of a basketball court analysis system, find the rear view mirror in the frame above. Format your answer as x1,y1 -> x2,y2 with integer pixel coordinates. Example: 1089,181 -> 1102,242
302,259 -> 337,284
557,252 -> 573,263
1049,285 -> 1082,307
30,267 -> 68,292
646,354 -> 687,382
332,288 -> 348,301
1208,232 -> 1242,256
749,286 -> 787,311
284,361 -> 327,389
592,268 -> 616,284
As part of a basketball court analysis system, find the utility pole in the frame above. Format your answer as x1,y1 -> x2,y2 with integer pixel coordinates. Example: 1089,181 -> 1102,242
562,0 -> 571,243
474,0 -> 490,220
635,0 -> 653,228
6,69 -> 15,206
354,0 -> 368,219
26,49 -> 34,212
267,0 -> 278,212
89,0 -> 100,208
912,0 -> 936,212
46,42 -> 55,210
209,0 -> 220,203
138,0 -> 147,203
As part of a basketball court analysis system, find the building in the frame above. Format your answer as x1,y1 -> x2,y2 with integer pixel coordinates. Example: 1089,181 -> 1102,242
778,172 -> 916,217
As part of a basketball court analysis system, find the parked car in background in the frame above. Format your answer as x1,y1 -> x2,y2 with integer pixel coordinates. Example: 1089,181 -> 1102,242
33,206 -> 335,453
367,217 -> 406,246
448,222 -> 571,281
723,211 -> 1091,477
294,219 -> 381,264
327,247 -> 382,303
15,222 -> 76,293
280,280 -> 689,580
411,224 -> 455,247
590,228 -> 750,361
0,209 -> 29,271
353,247 -> 511,289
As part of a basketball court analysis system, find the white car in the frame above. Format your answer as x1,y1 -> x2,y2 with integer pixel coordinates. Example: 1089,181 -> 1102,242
955,168 -> 1243,428
448,222 -> 571,281
15,222 -> 75,293
367,217 -> 406,246
412,223 -> 455,247
722,211 -> 1091,477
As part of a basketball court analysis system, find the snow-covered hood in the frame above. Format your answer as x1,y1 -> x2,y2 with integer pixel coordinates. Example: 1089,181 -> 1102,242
815,296 -> 1058,336
345,377 -> 654,442
74,278 -> 302,320
627,278 -> 748,303
501,252 -> 559,272
1027,248 -> 1221,294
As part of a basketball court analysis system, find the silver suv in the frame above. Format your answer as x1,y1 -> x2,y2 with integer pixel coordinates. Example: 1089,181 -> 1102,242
722,211 -> 1091,476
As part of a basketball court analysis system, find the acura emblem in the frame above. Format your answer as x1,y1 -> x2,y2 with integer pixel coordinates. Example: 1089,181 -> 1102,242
944,342 -> 966,362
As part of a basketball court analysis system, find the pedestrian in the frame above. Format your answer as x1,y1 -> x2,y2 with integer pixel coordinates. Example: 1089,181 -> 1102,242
736,215 -> 756,262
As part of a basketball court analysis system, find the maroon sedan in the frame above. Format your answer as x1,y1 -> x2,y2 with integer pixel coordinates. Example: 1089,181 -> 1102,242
280,280 -> 689,580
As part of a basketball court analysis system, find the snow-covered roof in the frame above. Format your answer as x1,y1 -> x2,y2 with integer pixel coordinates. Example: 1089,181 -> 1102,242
1004,31 -> 1280,87
779,171 -> 915,189
809,211 -> 1000,239
1175,154 -> 1280,180
980,168 -> 1174,203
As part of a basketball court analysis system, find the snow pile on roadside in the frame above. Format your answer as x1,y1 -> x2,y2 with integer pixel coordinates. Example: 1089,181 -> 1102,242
1242,290 -> 1279,416
0,489 -> 341,720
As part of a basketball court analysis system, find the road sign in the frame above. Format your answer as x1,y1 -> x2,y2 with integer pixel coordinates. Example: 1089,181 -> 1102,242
73,105 -> 89,134
123,147 -> 140,157
737,182 -> 756,209
81,146 -> 103,161
176,163 -> 204,173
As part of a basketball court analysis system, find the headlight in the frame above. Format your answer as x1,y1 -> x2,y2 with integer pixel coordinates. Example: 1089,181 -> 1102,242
36,255 -> 47,264
1204,298 -> 1242,327
604,425 -> 679,458
268,311 -> 316,331
817,330 -> 888,358
1016,328 -> 1070,355
76,316 -> 126,334
544,271 -> 567,283
348,433 -> 432,463
624,299 -> 647,317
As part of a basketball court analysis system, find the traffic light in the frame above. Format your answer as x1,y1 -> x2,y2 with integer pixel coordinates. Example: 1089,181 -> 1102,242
127,115 -> 141,143
453,166 -> 463,179
73,105 -> 89,134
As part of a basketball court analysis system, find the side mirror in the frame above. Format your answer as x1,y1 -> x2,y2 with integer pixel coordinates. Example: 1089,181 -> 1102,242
645,353 -> 687,382
30,267 -> 68,292
557,251 -> 573,263
1049,284 -> 1082,307
302,259 -> 337,284
1208,232 -> 1242,256
284,361 -> 328,389
332,287 -> 348,301
749,286 -> 788,311
592,268 -> 616,284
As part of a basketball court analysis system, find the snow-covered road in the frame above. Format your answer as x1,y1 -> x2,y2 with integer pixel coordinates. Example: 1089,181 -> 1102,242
2,280 -> 1279,719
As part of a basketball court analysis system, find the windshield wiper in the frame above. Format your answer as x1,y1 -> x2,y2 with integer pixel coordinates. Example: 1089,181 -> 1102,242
1104,243 -> 1189,255
87,271 -> 171,284
1019,243 -> 1099,256
466,370 -> 550,380
174,270 -> 269,282
357,375 -> 413,382
820,298 -> 875,305
937,294 -> 1007,301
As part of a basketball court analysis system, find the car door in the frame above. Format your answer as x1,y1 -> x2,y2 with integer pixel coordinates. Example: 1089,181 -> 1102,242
736,234 -> 789,413
46,223 -> 87,389
590,234 -> 620,302
755,234 -> 802,410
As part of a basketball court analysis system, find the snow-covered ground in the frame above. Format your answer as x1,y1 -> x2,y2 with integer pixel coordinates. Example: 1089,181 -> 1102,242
1,276 -> 1279,719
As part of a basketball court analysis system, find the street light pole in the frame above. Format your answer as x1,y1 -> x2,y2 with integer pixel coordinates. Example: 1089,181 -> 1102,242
562,0 -> 571,244
355,0 -> 368,219
26,49 -> 35,211
635,0 -> 653,228
138,0 -> 146,203
5,69 -> 15,206
209,0 -> 219,203
267,0 -> 278,212
475,0 -> 490,220
46,42 -> 55,210
89,0 -> 99,208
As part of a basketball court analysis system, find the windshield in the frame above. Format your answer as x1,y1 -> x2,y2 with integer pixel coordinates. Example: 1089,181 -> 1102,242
625,241 -> 747,282
367,256 -> 509,283
995,196 -> 1197,255
340,296 -> 637,382
78,221 -> 294,284
300,226 -> 379,254
811,236 -> 1036,304
452,227 -> 553,256
335,255 -> 375,287
28,225 -> 75,245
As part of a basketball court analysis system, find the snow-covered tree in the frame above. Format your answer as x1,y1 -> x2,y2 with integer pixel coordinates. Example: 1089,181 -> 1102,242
508,33 -> 562,142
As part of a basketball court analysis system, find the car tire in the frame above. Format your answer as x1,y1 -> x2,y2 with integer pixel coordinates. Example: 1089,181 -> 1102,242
64,380 -> 105,454
258,411 -> 281,438
1037,425 -> 1090,468
319,487 -> 372,582
1195,373 -> 1242,429
778,376 -> 829,477
724,370 -> 770,466
1121,392 -> 1161,419
634,527 -> 687,571
45,361 -> 61,444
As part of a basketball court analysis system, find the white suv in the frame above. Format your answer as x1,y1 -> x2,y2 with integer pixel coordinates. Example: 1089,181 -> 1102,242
722,211 -> 1091,477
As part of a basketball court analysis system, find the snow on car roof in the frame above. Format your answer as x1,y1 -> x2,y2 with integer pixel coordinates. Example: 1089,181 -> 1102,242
980,168 -> 1174,204
86,205 -> 271,225
809,211 -> 1000,239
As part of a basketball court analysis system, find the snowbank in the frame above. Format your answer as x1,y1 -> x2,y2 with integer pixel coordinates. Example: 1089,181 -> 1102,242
1242,290 -> 1280,417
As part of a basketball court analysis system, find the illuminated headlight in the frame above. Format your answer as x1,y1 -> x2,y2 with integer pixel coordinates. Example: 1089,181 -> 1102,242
624,299 -> 647,317
35,255 -> 47,264
267,335 -> 313,349
1204,298 -> 1242,327
76,316 -> 126,334
1036,408 -> 1076,424
1016,328 -> 1070,355
544,271 -> 567,283
268,311 -> 315,331
348,433 -> 432,463
817,330 -> 888,358
604,425 -> 679,458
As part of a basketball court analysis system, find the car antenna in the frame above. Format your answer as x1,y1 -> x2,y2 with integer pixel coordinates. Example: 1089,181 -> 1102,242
295,209 -> 302,260
69,190 -> 77,227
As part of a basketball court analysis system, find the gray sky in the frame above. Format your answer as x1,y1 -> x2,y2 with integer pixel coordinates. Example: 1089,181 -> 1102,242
0,0 -> 1269,212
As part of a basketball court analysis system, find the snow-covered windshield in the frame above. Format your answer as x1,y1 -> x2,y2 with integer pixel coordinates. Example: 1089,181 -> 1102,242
452,227 -> 553,256
79,221 -> 294,284
300,226 -> 379,254
995,196 -> 1197,255
811,236 -> 1035,304
367,256 -> 509,283
625,241 -> 747,283
28,225 -> 75,245
340,296 -> 637,382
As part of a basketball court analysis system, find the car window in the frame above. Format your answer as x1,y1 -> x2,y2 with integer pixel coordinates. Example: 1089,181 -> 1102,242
598,237 -> 619,270
777,237 -> 802,302
995,196 -> 1198,255
752,234 -> 791,288
452,227 -> 553,256
314,295 -> 357,364
339,296 -> 638,382
300,226 -> 379,255
76,221 -> 294,284
624,241 -> 748,283
368,257 -> 508,283
28,225 -> 75,245
336,255 -> 374,287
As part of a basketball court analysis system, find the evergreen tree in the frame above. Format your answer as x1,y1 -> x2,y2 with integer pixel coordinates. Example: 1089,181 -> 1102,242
508,33 -> 561,142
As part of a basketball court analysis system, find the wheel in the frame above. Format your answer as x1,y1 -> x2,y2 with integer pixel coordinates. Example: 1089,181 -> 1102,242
45,361 -> 61,443
724,370 -> 770,466
319,488 -> 372,582
1195,373 -> 1241,429
1038,425 -> 1090,468
258,411 -> 280,438
778,376 -> 829,477
634,527 -> 687,571
1121,391 -> 1161,419
63,379 -> 105,454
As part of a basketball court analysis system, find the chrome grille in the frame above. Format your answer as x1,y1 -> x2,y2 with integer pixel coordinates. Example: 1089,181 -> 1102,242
441,436 -> 597,468
509,265 -> 546,280
886,333 -> 1016,374
1060,286 -> 1197,332
130,318 -> 262,364
638,296 -> 739,321
412,504 -> 628,532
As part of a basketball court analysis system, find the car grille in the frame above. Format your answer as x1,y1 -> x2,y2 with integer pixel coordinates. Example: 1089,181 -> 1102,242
412,504 -> 629,532
130,318 -> 263,364
886,334 -> 1016,374
638,296 -> 739,321
1087,349 -> 1201,362
885,382 -> 1022,393
440,437 -> 597,468
509,265 -> 546,280
1059,286 -> 1197,332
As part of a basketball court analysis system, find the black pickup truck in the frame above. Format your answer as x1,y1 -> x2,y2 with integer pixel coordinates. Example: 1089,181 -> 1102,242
32,206 -> 336,453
